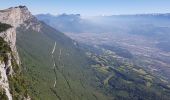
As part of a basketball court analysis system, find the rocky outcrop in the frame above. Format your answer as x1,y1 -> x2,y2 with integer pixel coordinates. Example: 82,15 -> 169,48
0,6 -> 33,65
0,28 -> 20,65
0,6 -> 33,28
0,6 -> 37,100
0,6 -> 42,65
0,56 -> 13,100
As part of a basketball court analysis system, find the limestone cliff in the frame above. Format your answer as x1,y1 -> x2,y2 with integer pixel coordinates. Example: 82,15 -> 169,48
0,6 -> 42,64
0,6 -> 34,100
0,6 -> 33,27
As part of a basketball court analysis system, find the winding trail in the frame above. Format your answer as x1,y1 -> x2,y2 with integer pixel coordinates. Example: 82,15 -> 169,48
53,79 -> 57,87
51,42 -> 57,88
50,42 -> 62,100
52,42 -> 56,54
50,41 -> 77,100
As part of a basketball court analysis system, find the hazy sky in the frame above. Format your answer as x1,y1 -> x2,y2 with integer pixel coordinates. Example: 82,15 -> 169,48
1,0 -> 170,16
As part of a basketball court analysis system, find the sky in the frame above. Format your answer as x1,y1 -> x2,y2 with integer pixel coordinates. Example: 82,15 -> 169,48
1,0 -> 170,16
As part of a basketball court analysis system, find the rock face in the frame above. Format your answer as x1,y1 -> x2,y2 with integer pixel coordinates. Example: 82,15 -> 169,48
0,6 -> 42,64
0,6 -> 35,100
0,6 -> 33,27
0,6 -> 34,65
0,28 -> 19,64
0,55 -> 13,100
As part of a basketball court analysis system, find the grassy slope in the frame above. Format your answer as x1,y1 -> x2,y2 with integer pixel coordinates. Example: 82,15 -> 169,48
16,22 -> 109,100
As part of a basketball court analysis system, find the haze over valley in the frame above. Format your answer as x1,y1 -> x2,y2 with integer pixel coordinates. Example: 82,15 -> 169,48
37,13 -> 170,81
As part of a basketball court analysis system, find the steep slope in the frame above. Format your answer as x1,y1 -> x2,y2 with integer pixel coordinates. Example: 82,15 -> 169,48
14,7 -> 109,100
37,13 -> 170,99
0,6 -> 109,100
38,13 -> 170,83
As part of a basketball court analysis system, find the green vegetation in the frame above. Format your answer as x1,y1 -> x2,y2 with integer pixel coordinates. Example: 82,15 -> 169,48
0,23 -> 10,100
0,37 -> 28,100
0,22 -> 11,54
132,68 -> 147,75
0,88 -> 8,100
16,20 -> 170,100
87,50 -> 170,100
8,55 -> 29,100
0,37 -> 11,62
103,74 -> 114,85
0,17 -> 168,100
16,21 -> 110,100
